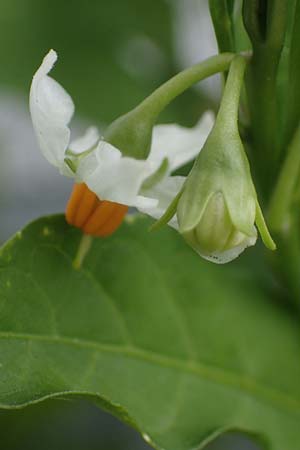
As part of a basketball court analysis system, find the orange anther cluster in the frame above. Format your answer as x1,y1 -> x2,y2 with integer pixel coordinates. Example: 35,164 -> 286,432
65,183 -> 128,237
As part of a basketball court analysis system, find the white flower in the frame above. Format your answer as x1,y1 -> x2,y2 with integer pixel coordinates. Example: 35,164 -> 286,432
30,49 -> 214,219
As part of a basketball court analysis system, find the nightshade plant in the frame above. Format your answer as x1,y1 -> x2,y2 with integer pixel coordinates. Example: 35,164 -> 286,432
1,1 -> 300,450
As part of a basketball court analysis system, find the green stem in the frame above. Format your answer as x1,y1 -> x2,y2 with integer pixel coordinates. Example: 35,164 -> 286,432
268,123 -> 300,231
104,52 -> 238,160
215,55 -> 247,128
268,0 -> 290,50
244,0 -> 289,195
138,53 -> 236,118
246,48 -> 280,185
73,234 -> 93,270
209,0 -> 235,53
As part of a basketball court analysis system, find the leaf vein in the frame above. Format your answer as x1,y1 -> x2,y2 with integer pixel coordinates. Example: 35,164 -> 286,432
0,330 -> 299,417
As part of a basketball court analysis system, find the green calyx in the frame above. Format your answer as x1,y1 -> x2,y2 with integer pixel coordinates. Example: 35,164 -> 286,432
104,106 -> 154,160
64,144 -> 98,174
180,192 -> 257,263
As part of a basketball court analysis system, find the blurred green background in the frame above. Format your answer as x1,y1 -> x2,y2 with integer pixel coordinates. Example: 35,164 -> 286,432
0,0 -> 259,448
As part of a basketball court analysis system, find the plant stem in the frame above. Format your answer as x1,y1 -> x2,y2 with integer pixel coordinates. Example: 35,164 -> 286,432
138,53 -> 236,118
73,234 -> 93,270
104,52 -> 240,161
243,0 -> 289,196
268,123 -> 300,232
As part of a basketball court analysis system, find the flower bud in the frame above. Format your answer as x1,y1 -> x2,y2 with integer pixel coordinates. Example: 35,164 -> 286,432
179,191 -> 257,263
176,55 -> 275,263
176,121 -> 260,263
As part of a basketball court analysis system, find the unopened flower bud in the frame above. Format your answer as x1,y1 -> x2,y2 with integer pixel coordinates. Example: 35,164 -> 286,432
179,191 -> 257,263
176,56 -> 275,263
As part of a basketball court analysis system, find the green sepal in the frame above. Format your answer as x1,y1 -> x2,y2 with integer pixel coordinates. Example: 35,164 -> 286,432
64,157 -> 76,174
64,145 -> 98,174
104,106 -> 154,160
150,189 -> 183,232
255,200 -> 277,251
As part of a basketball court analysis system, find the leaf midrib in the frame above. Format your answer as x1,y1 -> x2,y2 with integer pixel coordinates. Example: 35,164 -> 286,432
0,330 -> 299,416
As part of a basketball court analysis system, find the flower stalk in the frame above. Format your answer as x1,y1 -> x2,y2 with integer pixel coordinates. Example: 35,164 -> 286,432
73,234 -> 93,270
104,53 -> 236,160
137,53 -> 236,119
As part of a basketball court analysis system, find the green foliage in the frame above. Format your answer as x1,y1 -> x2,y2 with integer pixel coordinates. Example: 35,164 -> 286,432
0,215 -> 300,450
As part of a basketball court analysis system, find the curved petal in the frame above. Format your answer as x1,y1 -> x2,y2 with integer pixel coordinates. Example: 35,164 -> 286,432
69,126 -> 100,155
148,111 -> 214,172
29,49 -> 74,170
199,234 -> 257,264
137,176 -> 185,229
184,230 -> 257,264
76,140 -> 153,206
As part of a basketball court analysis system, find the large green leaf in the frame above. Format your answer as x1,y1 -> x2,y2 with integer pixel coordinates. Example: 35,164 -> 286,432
0,215 -> 299,450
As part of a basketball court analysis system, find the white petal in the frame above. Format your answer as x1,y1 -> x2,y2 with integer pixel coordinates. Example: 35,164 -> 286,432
148,111 -> 214,172
138,176 -> 185,229
198,234 -> 257,264
135,196 -> 159,209
29,49 -> 74,169
76,140 -> 153,206
69,126 -> 100,155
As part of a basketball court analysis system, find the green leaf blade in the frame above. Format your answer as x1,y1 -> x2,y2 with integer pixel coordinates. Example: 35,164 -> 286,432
0,215 -> 300,450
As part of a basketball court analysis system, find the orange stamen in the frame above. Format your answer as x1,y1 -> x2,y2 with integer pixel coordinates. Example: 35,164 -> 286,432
65,183 -> 86,224
94,203 -> 128,237
82,201 -> 117,234
65,183 -> 128,237
73,187 -> 98,227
